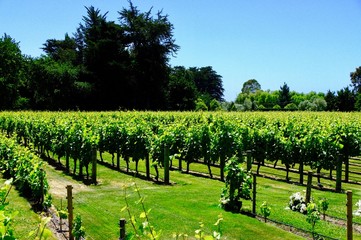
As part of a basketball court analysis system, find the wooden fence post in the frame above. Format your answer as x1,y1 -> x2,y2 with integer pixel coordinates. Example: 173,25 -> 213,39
91,147 -> 97,184
246,150 -> 252,172
119,218 -> 126,240
164,145 -> 170,184
66,185 -> 74,240
305,171 -> 312,204
336,155 -> 342,193
346,190 -> 353,240
252,174 -> 257,215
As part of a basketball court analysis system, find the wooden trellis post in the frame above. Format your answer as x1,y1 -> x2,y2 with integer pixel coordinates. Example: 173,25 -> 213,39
336,155 -> 342,193
119,218 -> 126,240
346,190 -> 353,240
66,185 -> 74,240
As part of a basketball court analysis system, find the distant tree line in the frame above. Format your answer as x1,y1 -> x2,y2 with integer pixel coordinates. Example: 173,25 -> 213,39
1,1 -> 361,112
0,2 -> 223,110
233,78 -> 361,112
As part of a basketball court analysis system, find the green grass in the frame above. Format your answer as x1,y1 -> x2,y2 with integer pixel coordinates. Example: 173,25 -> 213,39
3,181 -> 57,240
46,158 -> 305,239
44,151 -> 361,240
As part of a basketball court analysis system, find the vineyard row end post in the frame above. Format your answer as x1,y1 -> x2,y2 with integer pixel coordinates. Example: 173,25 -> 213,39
67,185 -> 74,240
347,190 -> 353,240
119,218 -> 126,240
336,154 -> 342,193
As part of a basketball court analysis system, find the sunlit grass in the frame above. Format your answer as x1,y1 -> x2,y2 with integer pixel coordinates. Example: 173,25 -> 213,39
42,150 -> 361,240
45,158 -> 305,239
3,181 -> 57,240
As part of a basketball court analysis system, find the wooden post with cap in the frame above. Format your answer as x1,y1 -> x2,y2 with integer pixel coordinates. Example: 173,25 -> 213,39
67,185 -> 74,240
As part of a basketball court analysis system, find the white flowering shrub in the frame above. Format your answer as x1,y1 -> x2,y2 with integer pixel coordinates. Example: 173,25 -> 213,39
289,192 -> 307,214
354,200 -> 361,216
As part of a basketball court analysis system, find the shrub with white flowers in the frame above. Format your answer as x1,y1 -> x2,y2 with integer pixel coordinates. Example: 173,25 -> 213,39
355,200 -> 361,216
289,192 -> 307,214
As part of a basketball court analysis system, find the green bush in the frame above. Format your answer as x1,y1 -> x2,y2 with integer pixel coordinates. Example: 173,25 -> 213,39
195,98 -> 208,111
272,104 -> 281,110
284,103 -> 297,110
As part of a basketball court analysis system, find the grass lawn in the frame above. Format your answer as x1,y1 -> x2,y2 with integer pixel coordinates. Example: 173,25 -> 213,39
43,152 -> 361,240
45,159 -> 305,239
3,180 -> 57,240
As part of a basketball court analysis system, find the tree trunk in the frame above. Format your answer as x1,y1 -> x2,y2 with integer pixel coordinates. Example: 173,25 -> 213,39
285,164 -> 290,182
116,150 -> 120,169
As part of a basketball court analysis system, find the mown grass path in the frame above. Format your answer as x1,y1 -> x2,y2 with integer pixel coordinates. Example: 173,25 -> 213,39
44,160 -> 307,240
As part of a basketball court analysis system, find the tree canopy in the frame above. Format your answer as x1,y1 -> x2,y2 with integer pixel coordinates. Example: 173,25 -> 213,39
351,66 -> 361,94
0,2 -> 225,111
0,34 -> 25,109
241,79 -> 261,94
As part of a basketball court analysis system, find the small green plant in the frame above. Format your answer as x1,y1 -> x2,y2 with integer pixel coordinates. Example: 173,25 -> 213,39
306,202 -> 320,239
58,210 -> 68,220
57,208 -> 68,232
28,215 -> 52,240
220,156 -> 252,213
121,182 -> 161,240
172,214 -> 223,240
72,214 -> 86,240
318,198 -> 329,220
194,214 -> 223,240
0,178 -> 17,240
260,201 -> 271,223
43,193 -> 52,209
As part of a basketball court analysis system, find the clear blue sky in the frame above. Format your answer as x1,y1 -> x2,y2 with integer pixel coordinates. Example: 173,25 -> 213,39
1,0 -> 361,101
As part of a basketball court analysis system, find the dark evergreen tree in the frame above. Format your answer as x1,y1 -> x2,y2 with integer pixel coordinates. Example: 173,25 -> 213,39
26,57 -> 79,110
350,66 -> 361,94
278,82 -> 291,108
337,87 -> 355,111
78,6 -> 132,109
119,2 -> 179,109
189,66 -> 224,102
167,66 -> 197,110
324,90 -> 337,111
42,33 -> 78,64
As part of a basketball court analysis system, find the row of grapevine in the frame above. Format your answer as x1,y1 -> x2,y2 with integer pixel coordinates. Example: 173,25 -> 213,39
0,112 -> 360,184
0,133 -> 49,205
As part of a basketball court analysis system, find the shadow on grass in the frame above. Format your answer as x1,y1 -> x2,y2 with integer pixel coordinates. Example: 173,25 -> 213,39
96,160 -> 174,186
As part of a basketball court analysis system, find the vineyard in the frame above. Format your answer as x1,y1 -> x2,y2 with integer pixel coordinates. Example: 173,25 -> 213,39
0,111 -> 360,187
1,111 -> 361,239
